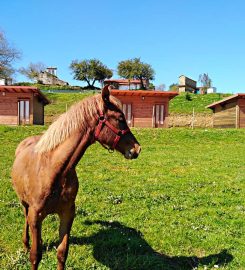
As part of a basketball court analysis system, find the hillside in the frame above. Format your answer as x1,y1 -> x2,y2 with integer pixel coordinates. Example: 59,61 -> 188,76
169,93 -> 231,114
44,92 -> 93,123
43,92 -> 232,123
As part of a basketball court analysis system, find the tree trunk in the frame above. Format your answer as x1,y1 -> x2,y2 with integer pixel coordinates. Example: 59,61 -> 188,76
85,78 -> 92,88
91,79 -> 96,87
140,78 -> 146,90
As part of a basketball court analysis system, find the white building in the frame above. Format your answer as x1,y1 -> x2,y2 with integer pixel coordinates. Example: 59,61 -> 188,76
0,78 -> 13,86
207,87 -> 217,94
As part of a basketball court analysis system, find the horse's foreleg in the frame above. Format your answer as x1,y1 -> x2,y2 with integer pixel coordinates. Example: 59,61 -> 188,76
28,208 -> 42,270
22,205 -> 30,250
57,204 -> 75,270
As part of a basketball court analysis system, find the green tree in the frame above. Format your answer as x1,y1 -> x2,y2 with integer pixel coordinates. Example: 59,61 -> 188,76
0,31 -> 20,78
169,83 -> 179,92
117,58 -> 155,90
148,82 -> 155,90
70,59 -> 113,88
19,62 -> 46,81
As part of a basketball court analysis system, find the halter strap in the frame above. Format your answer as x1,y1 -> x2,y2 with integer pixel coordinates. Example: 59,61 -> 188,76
94,110 -> 130,151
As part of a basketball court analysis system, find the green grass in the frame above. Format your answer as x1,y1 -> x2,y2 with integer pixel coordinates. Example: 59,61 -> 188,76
43,92 -> 232,123
0,126 -> 244,269
169,93 -> 231,114
44,93 -> 93,123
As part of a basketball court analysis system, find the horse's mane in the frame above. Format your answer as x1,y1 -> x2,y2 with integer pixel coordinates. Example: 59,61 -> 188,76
35,94 -> 122,153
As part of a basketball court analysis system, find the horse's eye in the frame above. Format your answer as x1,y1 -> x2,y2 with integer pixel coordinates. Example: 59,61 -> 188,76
118,117 -> 124,123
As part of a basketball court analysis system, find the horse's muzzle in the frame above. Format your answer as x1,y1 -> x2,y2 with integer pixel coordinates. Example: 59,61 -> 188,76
125,144 -> 141,159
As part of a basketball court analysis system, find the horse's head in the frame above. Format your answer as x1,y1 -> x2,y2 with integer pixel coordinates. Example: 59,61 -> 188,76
94,85 -> 141,159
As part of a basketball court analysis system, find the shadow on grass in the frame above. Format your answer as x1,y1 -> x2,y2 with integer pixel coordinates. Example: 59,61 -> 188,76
69,220 -> 233,270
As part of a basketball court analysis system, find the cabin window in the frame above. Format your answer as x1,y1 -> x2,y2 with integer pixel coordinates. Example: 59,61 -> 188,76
153,104 -> 164,127
18,100 -> 30,125
122,103 -> 132,125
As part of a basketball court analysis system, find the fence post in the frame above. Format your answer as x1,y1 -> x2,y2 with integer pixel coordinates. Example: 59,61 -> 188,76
191,108 -> 195,129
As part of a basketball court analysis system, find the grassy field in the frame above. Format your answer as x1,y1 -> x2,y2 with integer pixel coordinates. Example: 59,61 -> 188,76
169,93 -> 231,114
43,92 -> 232,124
44,93 -> 93,123
0,125 -> 244,270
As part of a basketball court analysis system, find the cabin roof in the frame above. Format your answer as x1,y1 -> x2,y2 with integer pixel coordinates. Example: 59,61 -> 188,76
105,79 -> 145,84
0,86 -> 50,105
111,90 -> 178,100
206,93 -> 245,109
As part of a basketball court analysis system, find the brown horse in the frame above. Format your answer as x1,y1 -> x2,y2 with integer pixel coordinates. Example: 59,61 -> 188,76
11,85 -> 141,270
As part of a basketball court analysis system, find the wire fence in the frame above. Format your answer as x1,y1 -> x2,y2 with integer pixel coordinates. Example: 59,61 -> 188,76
41,89 -> 101,94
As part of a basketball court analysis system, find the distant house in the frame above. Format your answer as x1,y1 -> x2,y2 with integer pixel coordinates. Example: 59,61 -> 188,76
111,89 -> 178,128
0,77 -> 13,86
104,79 -> 149,90
0,86 -> 49,125
178,75 -> 217,94
178,75 -> 199,93
38,67 -> 69,86
207,94 -> 245,128
207,87 -> 217,94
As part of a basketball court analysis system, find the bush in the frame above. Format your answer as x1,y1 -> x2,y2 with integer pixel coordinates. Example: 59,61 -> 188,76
185,92 -> 192,101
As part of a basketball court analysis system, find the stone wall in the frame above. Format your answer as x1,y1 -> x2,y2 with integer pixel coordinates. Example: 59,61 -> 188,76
168,113 -> 213,128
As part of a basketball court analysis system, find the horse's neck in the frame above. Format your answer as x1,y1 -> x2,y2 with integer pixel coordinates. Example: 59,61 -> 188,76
50,128 -> 94,176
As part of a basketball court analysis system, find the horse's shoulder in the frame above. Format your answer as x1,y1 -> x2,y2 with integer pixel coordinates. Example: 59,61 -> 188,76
15,135 -> 42,156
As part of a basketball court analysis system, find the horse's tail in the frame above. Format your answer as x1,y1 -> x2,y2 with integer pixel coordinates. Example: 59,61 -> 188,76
15,136 -> 41,156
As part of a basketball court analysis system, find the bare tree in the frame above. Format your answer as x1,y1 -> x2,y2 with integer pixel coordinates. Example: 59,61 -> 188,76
156,84 -> 166,91
0,31 -> 20,78
19,62 -> 46,81
198,73 -> 212,94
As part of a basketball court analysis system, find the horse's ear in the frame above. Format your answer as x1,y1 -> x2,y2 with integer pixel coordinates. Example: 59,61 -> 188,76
102,85 -> 112,104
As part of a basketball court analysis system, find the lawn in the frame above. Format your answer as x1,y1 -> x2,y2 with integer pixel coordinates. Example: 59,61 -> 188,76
43,92 -> 232,124
0,126 -> 244,270
169,93 -> 231,114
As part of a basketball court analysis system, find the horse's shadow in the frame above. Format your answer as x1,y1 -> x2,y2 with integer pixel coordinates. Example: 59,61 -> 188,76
68,220 -> 233,270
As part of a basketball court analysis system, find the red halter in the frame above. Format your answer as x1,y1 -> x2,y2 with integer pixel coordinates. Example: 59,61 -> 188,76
94,110 -> 130,151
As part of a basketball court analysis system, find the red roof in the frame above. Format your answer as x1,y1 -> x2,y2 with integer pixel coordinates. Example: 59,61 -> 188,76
0,86 -> 50,105
111,89 -> 178,99
206,93 -> 245,109
105,79 -> 145,84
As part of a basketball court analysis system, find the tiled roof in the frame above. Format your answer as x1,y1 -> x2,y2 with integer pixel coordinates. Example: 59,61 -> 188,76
206,94 -> 245,109
105,79 -> 145,84
0,86 -> 50,105
111,89 -> 178,99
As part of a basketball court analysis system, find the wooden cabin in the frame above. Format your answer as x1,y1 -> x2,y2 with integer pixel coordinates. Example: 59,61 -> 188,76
207,94 -> 245,128
0,86 -> 49,125
111,90 -> 178,128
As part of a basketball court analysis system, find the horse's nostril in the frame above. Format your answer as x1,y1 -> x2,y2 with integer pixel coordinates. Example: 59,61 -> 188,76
133,152 -> 138,159
129,149 -> 138,159
134,144 -> 141,155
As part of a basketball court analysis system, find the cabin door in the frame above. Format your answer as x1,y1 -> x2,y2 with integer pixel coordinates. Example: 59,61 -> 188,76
153,104 -> 164,128
18,100 -> 30,125
122,103 -> 132,127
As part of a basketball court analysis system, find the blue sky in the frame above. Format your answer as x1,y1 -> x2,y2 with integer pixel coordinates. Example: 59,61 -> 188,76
1,0 -> 245,93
